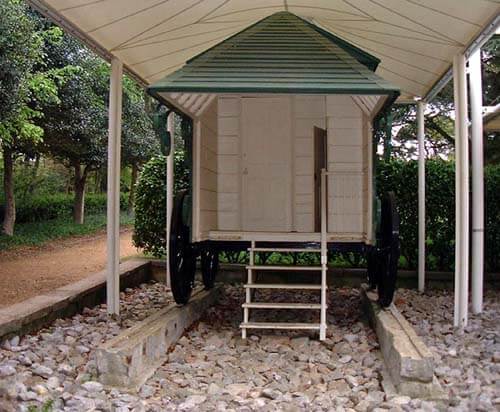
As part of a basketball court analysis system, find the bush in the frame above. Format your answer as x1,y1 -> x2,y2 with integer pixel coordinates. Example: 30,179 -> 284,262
133,156 -> 167,257
485,164 -> 500,272
0,192 -> 127,223
377,160 -> 456,271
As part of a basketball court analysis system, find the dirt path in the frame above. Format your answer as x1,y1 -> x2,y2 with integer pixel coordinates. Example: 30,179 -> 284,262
0,230 -> 141,308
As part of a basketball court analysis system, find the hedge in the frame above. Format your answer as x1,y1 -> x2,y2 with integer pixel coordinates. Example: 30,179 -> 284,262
133,156 -> 500,273
0,192 -> 128,224
377,160 -> 500,273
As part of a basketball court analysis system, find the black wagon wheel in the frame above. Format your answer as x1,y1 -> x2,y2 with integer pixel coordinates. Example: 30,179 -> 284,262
376,192 -> 400,307
169,190 -> 196,305
200,248 -> 218,290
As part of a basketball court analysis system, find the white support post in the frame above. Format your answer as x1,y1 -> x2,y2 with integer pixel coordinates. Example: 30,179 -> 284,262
453,54 -> 470,328
469,49 -> 484,314
166,113 -> 175,288
417,101 -> 426,293
320,168 -> 327,341
106,57 -> 123,315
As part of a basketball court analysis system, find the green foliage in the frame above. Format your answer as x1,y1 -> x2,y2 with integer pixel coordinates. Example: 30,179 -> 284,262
485,164 -> 500,272
377,159 -> 455,271
0,193 -> 127,224
378,160 -> 500,273
133,156 -> 167,257
0,211 -> 133,251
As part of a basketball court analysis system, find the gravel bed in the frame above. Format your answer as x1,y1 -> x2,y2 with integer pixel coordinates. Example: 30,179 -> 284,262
0,283 -> 498,412
396,289 -> 500,412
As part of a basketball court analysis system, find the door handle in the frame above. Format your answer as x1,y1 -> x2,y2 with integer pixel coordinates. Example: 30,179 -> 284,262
243,168 -> 248,175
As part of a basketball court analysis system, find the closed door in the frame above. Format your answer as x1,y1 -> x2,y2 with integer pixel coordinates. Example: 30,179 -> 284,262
241,97 -> 292,231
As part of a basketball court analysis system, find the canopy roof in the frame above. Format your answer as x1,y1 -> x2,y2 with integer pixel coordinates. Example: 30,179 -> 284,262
29,0 -> 499,102
148,12 -> 399,96
484,104 -> 500,132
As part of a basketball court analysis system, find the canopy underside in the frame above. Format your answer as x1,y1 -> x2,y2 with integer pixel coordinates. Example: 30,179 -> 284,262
29,0 -> 500,102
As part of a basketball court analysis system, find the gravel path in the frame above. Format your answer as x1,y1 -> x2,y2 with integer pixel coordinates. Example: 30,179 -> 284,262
0,284 -> 498,411
0,230 -> 139,308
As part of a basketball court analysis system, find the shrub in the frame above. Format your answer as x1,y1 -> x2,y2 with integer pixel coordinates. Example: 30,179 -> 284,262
0,192 -> 127,223
133,156 -> 167,257
485,164 -> 500,272
376,159 -> 456,271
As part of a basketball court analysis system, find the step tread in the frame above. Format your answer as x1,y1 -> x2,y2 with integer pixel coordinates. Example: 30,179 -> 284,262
243,283 -> 324,290
246,265 -> 322,271
242,302 -> 323,309
240,322 -> 321,330
249,248 -> 321,253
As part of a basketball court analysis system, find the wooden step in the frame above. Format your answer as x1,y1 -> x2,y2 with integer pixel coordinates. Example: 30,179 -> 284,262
240,322 -> 321,330
246,265 -> 322,271
248,247 -> 321,253
242,302 -> 322,309
243,283 -> 324,290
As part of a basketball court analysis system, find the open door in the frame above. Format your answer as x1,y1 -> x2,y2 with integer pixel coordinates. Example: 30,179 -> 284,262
314,126 -> 327,232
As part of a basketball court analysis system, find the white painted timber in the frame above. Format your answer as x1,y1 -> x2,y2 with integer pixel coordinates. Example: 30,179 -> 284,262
326,95 -> 367,239
246,265 -> 321,271
243,284 -> 323,290
453,54 -> 470,328
248,247 -> 321,253
241,243 -> 327,340
241,97 -> 292,232
470,49 -> 484,314
197,98 -> 218,240
241,322 -> 320,330
106,57 -> 123,316
417,101 -> 426,293
242,302 -> 322,309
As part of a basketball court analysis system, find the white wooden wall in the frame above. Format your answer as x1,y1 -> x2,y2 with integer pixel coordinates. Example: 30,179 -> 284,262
293,96 -> 326,232
217,96 -> 241,231
195,98 -> 218,240
326,95 -> 367,238
196,94 -> 372,240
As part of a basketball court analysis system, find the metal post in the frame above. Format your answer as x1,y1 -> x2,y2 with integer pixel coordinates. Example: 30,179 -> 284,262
166,113 -> 175,288
453,54 -> 470,328
106,57 -> 123,315
320,168 -> 327,341
417,101 -> 426,293
469,49 -> 484,314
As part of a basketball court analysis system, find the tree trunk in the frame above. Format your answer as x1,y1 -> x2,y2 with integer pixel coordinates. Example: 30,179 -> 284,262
2,147 -> 16,236
73,163 -> 87,224
128,163 -> 138,215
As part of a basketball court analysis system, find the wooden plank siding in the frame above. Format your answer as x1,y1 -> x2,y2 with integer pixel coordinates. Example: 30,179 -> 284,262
195,94 -> 372,241
196,98 -> 218,240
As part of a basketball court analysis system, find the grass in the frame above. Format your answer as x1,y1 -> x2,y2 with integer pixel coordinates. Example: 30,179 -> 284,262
0,212 -> 134,251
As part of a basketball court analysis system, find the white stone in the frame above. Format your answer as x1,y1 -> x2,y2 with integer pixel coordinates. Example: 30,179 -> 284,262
82,381 -> 104,393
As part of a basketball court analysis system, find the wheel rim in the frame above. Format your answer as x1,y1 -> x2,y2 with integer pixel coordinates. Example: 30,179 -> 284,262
169,190 -> 195,304
201,249 -> 218,290
377,192 -> 400,307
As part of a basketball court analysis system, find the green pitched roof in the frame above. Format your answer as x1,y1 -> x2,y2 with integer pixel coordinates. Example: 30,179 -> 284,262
148,12 -> 400,96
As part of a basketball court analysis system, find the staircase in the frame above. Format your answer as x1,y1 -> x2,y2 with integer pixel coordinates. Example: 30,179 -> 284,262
240,241 -> 328,340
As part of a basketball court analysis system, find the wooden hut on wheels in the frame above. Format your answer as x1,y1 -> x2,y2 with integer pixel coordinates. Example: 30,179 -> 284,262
147,12 -> 400,340
28,0 -> 498,333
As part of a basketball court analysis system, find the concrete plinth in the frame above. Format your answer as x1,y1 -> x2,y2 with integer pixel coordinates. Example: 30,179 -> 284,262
361,285 -> 446,400
96,286 -> 221,390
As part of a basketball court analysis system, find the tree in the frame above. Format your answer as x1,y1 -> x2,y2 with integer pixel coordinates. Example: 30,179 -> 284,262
120,78 -> 159,214
38,41 -> 107,224
0,1 -> 63,235
379,35 -> 499,162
